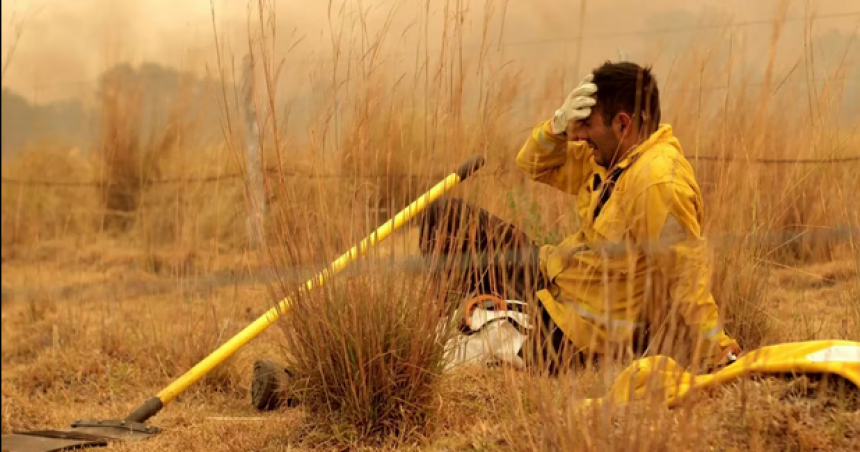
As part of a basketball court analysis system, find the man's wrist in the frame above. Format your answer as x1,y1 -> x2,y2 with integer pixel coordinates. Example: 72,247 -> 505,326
542,120 -> 568,142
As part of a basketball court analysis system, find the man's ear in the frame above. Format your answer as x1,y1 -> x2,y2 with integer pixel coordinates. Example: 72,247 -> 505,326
615,112 -> 632,135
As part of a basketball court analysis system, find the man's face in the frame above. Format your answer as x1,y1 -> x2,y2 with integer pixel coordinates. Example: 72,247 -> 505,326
571,105 -> 622,168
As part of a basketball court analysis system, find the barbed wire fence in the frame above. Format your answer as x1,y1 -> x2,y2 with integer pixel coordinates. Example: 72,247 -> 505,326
3,151 -> 860,189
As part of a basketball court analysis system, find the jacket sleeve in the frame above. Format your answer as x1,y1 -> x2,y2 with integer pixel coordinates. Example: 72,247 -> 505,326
515,120 -> 592,196
627,179 -> 738,353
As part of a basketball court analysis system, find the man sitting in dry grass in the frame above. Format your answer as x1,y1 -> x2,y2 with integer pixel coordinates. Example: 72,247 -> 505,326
250,61 -> 743,411
422,61 -> 741,374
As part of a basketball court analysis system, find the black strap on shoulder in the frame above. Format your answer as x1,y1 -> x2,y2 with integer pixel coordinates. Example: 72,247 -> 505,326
593,169 -> 624,219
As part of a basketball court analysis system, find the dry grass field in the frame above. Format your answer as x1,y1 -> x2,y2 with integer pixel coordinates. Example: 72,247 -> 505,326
2,1 -> 859,451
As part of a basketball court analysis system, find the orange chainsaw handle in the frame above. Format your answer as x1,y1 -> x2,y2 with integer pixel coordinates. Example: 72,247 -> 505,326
462,294 -> 507,330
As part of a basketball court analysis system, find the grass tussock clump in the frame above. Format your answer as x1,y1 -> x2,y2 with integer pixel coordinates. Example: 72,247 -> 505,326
280,265 -> 454,448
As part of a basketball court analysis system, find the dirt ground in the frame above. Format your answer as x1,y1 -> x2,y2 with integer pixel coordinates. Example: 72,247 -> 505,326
2,234 -> 858,451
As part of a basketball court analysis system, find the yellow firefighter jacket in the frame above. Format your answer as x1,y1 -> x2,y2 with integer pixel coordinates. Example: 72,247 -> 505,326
516,120 -> 737,358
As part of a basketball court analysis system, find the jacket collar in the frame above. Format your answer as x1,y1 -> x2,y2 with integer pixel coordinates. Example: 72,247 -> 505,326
610,124 -> 673,172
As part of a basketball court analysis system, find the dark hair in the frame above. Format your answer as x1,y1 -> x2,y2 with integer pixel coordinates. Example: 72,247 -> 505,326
591,61 -> 661,131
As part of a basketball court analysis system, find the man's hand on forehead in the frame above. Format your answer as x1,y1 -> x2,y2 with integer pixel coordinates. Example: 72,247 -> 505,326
550,73 -> 598,135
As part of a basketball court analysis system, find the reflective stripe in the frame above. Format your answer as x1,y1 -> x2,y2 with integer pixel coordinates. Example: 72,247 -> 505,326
557,295 -> 645,337
575,304 -> 646,331
536,128 -> 562,153
702,325 -> 722,340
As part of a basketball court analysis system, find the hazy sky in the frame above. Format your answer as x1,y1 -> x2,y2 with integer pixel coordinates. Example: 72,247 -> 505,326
2,0 -> 858,104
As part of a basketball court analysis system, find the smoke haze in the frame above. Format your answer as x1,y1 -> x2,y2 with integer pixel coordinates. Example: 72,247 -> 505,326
1,0 -> 857,154
3,0 -> 857,102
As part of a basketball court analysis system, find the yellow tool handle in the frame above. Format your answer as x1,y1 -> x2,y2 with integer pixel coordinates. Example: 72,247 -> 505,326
125,156 -> 486,423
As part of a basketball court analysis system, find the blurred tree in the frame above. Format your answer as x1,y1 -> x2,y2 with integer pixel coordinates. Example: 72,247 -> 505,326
1,62 -> 219,160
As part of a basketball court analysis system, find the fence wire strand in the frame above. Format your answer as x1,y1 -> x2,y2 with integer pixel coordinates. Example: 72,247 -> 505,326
3,154 -> 859,188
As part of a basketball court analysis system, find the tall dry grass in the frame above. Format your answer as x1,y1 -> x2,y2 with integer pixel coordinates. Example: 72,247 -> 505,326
1,0 -> 859,450
253,2 -> 858,447
1,145 -> 100,249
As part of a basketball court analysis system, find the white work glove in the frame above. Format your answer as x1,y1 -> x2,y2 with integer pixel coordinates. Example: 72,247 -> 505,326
550,73 -> 598,135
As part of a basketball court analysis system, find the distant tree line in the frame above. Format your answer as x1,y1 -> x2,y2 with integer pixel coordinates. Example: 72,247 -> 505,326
1,62 -> 218,159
